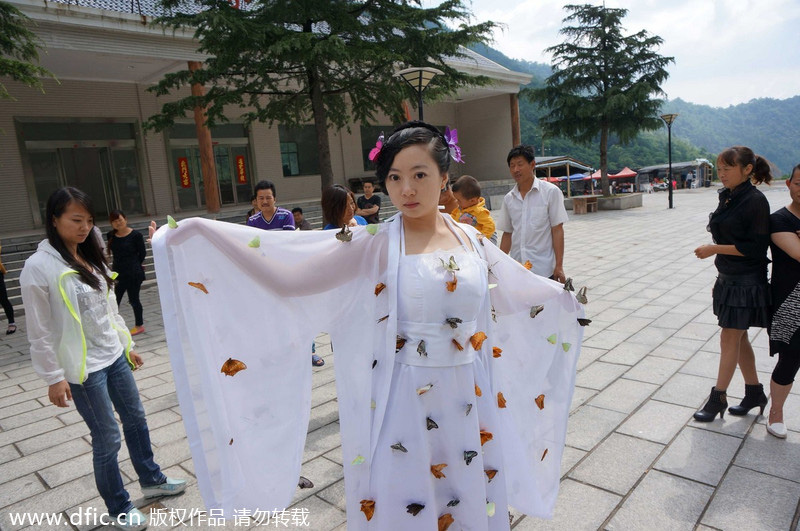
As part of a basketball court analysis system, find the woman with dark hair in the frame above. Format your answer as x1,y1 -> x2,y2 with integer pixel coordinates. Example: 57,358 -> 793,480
765,164 -> 800,438
150,121 -> 584,530
693,146 -> 773,422
107,210 -> 147,336
321,184 -> 367,230
0,244 -> 16,334
21,187 -> 184,531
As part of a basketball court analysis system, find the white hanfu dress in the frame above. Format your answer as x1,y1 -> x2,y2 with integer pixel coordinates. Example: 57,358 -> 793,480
151,214 -> 584,531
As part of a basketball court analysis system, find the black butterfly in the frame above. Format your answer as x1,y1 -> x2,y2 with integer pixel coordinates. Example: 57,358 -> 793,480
417,340 -> 427,357
297,476 -> 314,489
530,305 -> 544,318
577,318 -> 592,326
563,278 -> 574,291
391,442 -> 408,453
464,450 -> 478,465
445,317 -> 463,329
426,417 -> 439,430
447,499 -> 460,507
406,503 -> 425,516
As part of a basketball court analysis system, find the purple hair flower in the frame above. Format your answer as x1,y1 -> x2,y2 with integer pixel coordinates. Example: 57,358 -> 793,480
444,127 -> 463,163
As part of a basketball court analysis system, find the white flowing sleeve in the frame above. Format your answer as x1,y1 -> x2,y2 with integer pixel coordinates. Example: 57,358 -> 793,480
151,218 -> 388,515
482,239 -> 584,518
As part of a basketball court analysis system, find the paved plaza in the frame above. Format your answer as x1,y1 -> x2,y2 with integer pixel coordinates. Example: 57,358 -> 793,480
1,185 -> 799,530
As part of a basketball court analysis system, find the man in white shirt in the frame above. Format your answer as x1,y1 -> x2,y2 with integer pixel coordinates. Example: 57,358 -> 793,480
496,145 -> 569,282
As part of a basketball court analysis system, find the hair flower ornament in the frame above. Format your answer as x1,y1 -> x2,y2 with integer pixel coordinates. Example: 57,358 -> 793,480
368,133 -> 384,162
444,127 -> 463,163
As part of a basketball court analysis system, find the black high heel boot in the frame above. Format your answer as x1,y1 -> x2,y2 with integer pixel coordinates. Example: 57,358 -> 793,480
694,387 -> 727,422
728,383 -> 768,416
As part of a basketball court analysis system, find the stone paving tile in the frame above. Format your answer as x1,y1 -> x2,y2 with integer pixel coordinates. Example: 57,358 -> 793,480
588,378 -> 658,414
690,412 -> 760,439
559,446 -> 586,478
569,433 -> 663,495
575,346 -> 606,371
605,316 -> 653,334
582,329 -> 631,350
565,405 -> 626,451
734,427 -> 800,482
653,372 -> 716,408
0,474 -> 98,531
655,426 -> 741,486
701,466 -> 800,531
634,304 -> 673,319
15,421 -> 90,455
600,342 -> 653,366
679,350 -> 719,379
649,337 -> 706,361
287,492 -> 347,531
624,355 -> 684,386
575,361 -> 629,391
617,400 -> 696,445
0,474 -> 47,510
569,387 -> 596,413
512,479 -> 621,530
607,470 -> 714,531
626,325 -> 675,347
291,455 -> 344,506
674,322 -> 720,342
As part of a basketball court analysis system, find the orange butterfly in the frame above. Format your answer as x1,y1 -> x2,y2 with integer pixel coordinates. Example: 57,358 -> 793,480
446,275 -> 458,292
452,338 -> 464,351
470,332 -> 487,350
479,430 -> 493,446
492,347 -> 502,358
535,394 -> 545,410
485,469 -> 498,482
523,260 -> 533,270
188,281 -> 208,294
374,283 -> 386,296
497,392 -> 507,408
430,463 -> 447,479
360,499 -> 375,521
438,513 -> 454,531
475,384 -> 482,397
541,448 -> 548,461
220,358 -> 247,376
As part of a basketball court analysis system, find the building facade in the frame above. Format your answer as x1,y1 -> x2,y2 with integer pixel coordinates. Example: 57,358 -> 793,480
0,0 -> 530,234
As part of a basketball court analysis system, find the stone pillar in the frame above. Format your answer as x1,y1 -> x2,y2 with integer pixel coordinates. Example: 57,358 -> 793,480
510,93 -> 520,147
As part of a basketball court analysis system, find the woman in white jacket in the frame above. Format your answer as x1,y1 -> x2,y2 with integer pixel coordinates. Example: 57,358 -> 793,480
21,187 -> 185,531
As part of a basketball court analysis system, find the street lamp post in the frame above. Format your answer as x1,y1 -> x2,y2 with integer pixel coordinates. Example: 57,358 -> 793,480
397,67 -> 444,121
660,113 -> 678,209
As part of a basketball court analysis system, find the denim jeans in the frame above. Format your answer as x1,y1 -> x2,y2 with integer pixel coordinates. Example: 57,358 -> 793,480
70,354 -> 165,516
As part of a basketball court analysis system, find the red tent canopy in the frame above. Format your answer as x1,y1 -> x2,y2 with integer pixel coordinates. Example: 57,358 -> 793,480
611,167 -> 637,178
590,168 -> 637,179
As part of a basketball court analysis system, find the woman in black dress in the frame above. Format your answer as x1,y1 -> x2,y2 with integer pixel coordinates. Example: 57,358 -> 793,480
107,210 -> 147,335
765,164 -> 800,438
693,146 -> 773,421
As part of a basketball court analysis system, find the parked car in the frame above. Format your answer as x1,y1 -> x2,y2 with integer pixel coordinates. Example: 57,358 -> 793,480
653,182 -> 668,191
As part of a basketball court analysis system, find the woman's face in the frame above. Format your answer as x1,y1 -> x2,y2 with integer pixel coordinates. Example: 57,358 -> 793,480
344,194 -> 356,223
111,215 -> 128,232
53,201 -> 93,248
384,144 -> 448,220
717,160 -> 752,190
788,169 -> 800,205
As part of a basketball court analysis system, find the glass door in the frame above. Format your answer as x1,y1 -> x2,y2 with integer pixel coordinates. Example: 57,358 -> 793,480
171,146 -> 252,210
59,147 -> 113,219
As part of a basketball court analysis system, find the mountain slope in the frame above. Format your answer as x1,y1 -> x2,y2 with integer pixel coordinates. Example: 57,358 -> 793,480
471,45 -> 798,174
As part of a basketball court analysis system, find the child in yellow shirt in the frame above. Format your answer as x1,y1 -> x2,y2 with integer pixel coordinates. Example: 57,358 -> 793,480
451,175 -> 496,242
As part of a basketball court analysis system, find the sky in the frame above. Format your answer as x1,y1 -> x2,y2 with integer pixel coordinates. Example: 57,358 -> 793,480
457,0 -> 800,108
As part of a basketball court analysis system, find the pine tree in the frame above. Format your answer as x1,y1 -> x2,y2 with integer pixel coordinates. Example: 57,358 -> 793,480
0,0 -> 56,100
528,4 -> 673,196
146,0 -> 497,192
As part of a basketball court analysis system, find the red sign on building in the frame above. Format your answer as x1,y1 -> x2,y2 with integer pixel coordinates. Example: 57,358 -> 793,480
236,155 -> 247,184
178,157 -> 191,188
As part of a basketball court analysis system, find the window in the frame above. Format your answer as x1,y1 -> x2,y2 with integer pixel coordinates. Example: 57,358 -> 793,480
278,125 -> 320,176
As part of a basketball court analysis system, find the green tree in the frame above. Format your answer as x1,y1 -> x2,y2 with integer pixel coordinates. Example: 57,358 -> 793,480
528,4 -> 673,195
147,0 -> 497,192
0,0 -> 55,100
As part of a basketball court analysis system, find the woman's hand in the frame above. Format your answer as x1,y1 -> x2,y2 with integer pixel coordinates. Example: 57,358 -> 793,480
694,245 -> 716,259
130,351 -> 144,370
48,380 -> 72,408
148,220 -> 158,243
